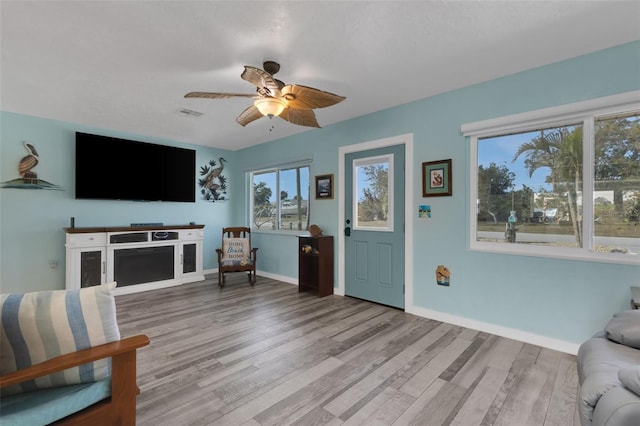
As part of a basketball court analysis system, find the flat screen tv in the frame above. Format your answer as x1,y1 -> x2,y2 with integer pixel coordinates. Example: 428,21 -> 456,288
75,132 -> 196,202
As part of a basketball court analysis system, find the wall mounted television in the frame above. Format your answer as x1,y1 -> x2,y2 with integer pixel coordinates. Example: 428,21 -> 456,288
75,132 -> 196,202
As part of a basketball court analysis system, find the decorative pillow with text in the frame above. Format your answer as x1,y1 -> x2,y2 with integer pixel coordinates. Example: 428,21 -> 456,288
221,238 -> 250,262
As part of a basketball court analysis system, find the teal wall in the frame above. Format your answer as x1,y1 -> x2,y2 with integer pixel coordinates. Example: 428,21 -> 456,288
0,113 -> 235,293
235,41 -> 640,347
1,42 -> 639,349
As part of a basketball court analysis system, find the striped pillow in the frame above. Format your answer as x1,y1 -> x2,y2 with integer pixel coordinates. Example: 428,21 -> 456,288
0,282 -> 120,395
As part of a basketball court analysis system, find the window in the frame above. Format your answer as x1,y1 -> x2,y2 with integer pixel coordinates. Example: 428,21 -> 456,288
463,92 -> 639,264
251,165 -> 310,232
353,154 -> 393,231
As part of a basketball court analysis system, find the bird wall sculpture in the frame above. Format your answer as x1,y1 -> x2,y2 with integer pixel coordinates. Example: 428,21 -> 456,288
19,142 -> 39,178
1,141 -> 63,190
199,157 -> 227,201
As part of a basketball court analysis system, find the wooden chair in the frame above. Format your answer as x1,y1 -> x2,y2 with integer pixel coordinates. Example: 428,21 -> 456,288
215,227 -> 258,287
1,283 -> 149,425
0,335 -> 149,425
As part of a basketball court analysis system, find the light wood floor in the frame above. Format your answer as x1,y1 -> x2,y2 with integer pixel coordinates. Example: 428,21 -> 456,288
116,274 -> 581,426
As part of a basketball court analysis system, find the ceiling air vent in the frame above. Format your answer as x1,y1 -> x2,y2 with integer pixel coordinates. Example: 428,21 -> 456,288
177,108 -> 203,118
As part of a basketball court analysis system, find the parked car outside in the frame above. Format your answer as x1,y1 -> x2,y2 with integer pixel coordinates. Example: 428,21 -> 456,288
530,208 -> 558,223
530,210 -> 544,223
281,201 -> 307,216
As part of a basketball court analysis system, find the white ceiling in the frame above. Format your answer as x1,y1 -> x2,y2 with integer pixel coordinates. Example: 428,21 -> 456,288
1,1 -> 639,151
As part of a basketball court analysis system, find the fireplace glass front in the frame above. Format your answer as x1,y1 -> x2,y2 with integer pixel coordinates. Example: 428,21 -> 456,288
114,245 -> 175,286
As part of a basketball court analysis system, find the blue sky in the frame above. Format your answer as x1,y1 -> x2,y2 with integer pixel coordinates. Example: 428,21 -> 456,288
253,133 -> 556,202
254,168 -> 310,202
478,131 -> 552,192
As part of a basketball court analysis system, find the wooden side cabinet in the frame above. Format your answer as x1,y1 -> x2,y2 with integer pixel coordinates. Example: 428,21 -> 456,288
298,235 -> 334,297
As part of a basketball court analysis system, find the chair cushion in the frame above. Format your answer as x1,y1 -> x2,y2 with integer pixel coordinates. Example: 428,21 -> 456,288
0,282 -> 120,395
221,238 -> 250,262
0,379 -> 111,426
220,259 -> 255,267
605,310 -> 640,349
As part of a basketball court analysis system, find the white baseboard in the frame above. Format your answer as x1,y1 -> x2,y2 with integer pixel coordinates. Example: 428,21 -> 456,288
255,270 -> 298,286
406,305 -> 579,355
203,268 -> 577,355
204,268 -> 297,286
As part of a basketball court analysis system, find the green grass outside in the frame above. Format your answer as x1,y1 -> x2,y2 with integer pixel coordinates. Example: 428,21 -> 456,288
478,220 -> 639,238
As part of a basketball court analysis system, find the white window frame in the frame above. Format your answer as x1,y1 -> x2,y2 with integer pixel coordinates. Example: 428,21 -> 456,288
249,162 -> 310,235
462,90 -> 640,266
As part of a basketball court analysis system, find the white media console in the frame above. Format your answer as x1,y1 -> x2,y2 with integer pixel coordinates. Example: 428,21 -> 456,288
65,225 -> 205,295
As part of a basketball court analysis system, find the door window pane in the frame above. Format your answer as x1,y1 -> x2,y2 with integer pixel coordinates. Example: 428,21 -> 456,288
354,155 -> 392,230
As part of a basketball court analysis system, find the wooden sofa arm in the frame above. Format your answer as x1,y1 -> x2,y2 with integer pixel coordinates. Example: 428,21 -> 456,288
0,335 -> 150,388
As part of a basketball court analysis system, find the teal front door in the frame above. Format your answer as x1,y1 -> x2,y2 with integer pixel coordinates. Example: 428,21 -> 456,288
344,145 -> 405,309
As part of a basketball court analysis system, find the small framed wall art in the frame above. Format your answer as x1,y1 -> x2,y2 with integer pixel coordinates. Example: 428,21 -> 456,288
315,174 -> 334,199
422,159 -> 452,197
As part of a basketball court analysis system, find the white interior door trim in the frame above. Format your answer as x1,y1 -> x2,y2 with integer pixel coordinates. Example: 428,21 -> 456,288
337,134 -> 414,310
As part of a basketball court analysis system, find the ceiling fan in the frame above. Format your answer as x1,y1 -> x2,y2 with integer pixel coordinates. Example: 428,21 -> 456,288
184,61 -> 346,128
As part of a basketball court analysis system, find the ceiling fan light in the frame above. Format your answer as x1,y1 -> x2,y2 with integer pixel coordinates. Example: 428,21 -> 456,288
254,97 -> 287,117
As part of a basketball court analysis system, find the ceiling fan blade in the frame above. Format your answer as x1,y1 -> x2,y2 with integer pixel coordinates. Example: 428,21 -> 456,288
280,85 -> 345,110
241,66 -> 282,96
279,108 -> 320,128
236,105 -> 264,127
184,92 -> 258,99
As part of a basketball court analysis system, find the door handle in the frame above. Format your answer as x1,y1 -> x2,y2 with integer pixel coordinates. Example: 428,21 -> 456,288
344,219 -> 351,237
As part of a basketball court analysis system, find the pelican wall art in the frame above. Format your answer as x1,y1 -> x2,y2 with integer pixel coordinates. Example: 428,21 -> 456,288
1,142 -> 63,190
198,157 -> 227,201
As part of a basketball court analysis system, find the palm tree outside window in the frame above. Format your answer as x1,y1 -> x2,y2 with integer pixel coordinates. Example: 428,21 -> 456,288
473,110 -> 639,261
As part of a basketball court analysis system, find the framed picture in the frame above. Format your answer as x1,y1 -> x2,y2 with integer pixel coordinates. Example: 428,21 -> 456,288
422,159 -> 452,197
315,174 -> 334,199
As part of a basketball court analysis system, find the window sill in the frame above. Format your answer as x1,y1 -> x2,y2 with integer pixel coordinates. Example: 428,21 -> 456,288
468,242 -> 639,266
251,229 -> 310,237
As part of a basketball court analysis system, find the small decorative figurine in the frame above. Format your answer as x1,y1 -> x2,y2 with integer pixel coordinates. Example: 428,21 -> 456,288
505,210 -> 517,243
308,224 -> 323,237
436,265 -> 450,286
